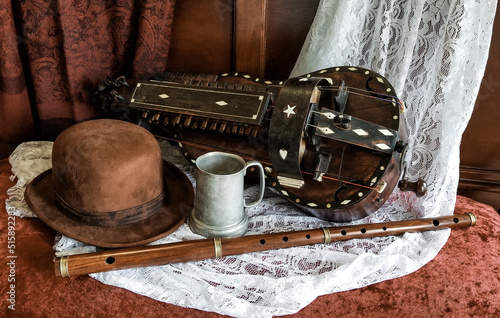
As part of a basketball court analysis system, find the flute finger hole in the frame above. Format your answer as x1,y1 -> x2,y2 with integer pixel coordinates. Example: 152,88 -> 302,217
260,239 -> 266,245
105,257 -> 116,265
453,218 -> 459,223
341,230 -> 347,236
282,236 -> 289,242
433,220 -> 440,226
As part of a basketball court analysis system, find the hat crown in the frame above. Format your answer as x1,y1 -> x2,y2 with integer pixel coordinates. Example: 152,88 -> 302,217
51,119 -> 164,225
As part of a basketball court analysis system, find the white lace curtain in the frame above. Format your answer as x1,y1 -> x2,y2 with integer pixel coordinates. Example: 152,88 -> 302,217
6,1 -> 497,317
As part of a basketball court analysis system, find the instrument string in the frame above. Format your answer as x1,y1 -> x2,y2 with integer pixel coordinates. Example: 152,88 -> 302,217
317,85 -> 396,98
337,145 -> 346,184
317,85 -> 404,108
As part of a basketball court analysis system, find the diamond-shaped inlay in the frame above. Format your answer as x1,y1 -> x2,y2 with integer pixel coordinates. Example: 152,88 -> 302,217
216,101 -> 228,106
318,127 -> 334,135
159,94 -> 169,99
378,129 -> 393,136
321,112 -> 335,120
353,129 -> 369,136
376,143 -> 391,150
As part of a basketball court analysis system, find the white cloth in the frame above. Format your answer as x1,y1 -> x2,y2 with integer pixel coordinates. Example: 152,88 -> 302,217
5,1 -> 496,317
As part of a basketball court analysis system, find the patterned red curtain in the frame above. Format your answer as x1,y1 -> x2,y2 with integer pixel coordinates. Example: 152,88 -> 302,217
0,0 -> 176,146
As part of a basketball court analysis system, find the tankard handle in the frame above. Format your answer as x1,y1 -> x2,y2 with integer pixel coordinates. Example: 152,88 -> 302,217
243,161 -> 265,208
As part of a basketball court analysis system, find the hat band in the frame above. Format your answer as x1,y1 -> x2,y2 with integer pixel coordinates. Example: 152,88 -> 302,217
55,189 -> 166,227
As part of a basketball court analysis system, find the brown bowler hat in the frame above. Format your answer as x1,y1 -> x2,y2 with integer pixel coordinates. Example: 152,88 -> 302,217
25,119 -> 194,248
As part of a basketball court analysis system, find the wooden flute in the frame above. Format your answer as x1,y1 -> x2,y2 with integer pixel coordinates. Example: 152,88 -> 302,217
55,213 -> 476,277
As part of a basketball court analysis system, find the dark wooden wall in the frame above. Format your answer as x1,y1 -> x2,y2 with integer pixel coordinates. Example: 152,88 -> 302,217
458,8 -> 500,211
166,0 -> 320,80
166,0 -> 233,75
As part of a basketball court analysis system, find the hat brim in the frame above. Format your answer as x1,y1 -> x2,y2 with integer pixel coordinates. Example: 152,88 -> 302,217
25,160 -> 194,248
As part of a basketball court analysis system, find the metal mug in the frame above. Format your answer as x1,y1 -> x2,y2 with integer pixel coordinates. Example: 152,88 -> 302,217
188,151 -> 265,237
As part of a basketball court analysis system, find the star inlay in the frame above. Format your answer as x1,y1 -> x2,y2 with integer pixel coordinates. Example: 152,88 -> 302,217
283,104 -> 297,118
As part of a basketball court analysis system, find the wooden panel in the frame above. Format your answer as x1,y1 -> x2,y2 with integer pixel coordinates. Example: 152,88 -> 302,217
263,0 -> 320,80
167,0 -> 318,79
166,0 -> 233,74
458,7 -> 500,210
459,167 -> 500,192
234,0 -> 266,77
235,0 -> 319,80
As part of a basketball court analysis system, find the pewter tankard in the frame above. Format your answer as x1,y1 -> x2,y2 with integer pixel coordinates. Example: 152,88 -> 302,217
188,152 -> 265,237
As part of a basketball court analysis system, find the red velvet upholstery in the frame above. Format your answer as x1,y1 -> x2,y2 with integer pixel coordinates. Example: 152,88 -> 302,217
1,158 -> 498,317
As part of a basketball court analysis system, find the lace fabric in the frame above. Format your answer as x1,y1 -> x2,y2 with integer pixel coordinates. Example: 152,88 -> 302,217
5,1 -> 497,316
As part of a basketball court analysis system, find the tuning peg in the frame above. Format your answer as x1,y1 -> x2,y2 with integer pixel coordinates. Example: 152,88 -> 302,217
114,76 -> 129,87
398,179 -> 427,197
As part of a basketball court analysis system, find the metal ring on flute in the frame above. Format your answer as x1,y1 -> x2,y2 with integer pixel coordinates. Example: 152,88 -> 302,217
322,228 -> 331,244
466,212 -> 477,226
59,255 -> 69,278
